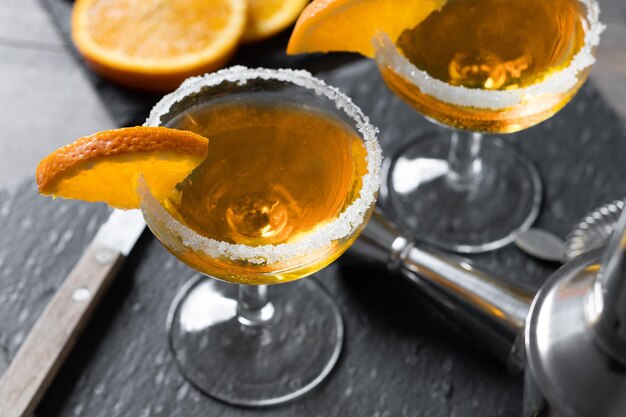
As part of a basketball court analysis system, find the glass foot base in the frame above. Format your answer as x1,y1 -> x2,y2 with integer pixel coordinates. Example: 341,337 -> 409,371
167,277 -> 343,407
384,132 -> 542,253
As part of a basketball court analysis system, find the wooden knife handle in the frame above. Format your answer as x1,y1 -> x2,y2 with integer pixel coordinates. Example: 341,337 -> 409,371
0,242 -> 125,417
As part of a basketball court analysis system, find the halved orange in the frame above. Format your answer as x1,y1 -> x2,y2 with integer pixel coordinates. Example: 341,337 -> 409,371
242,0 -> 309,43
71,0 -> 247,92
287,0 -> 446,58
36,127 -> 209,210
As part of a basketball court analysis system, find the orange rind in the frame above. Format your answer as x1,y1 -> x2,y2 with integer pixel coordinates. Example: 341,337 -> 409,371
243,0 -> 309,42
287,0 -> 446,57
36,127 -> 209,209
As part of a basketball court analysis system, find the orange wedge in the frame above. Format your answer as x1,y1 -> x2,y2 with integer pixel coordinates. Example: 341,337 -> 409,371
36,127 -> 209,210
287,0 -> 446,58
71,0 -> 247,92
242,0 -> 309,43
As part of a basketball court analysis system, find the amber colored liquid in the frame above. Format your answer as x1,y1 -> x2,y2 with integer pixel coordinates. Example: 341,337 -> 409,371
161,100 -> 369,284
380,0 -> 589,133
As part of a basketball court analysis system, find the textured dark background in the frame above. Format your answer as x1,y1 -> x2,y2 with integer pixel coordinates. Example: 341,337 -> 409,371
1,59 -> 626,416
0,0 -> 625,416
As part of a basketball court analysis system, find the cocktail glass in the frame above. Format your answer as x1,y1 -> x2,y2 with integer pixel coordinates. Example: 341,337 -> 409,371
373,0 -> 603,253
140,67 -> 381,406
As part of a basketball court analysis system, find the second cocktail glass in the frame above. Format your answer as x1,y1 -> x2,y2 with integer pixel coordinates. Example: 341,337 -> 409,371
374,0 -> 603,252
141,67 -> 381,406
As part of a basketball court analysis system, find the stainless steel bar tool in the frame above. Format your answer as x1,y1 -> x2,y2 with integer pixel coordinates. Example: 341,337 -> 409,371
349,208 -> 626,417
524,201 -> 626,417
348,209 -> 534,372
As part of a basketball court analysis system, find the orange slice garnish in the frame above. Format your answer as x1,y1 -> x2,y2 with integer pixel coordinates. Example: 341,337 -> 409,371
36,127 -> 208,210
287,0 -> 446,58
71,0 -> 247,92
242,0 -> 309,43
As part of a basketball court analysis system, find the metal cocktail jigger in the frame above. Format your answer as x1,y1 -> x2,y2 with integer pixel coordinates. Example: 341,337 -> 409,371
348,208 -> 626,417
348,208 -> 534,371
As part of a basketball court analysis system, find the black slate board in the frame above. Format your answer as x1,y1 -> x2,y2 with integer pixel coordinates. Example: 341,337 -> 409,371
9,0 -> 626,415
1,59 -> 625,417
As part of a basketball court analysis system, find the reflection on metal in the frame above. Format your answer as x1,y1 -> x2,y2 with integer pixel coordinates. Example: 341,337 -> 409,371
564,199 -> 625,263
348,209 -> 534,371
515,228 -> 565,263
349,208 -> 626,416
524,203 -> 626,417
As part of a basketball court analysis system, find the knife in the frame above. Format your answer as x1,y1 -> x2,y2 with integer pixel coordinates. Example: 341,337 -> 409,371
0,209 -> 145,417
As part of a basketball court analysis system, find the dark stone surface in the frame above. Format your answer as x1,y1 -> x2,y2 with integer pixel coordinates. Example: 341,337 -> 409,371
0,59 -> 624,417
1,183 -> 522,417
3,1 -> 623,416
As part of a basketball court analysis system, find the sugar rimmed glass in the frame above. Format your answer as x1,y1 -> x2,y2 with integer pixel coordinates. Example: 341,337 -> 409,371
374,0 -> 604,253
141,67 -> 381,406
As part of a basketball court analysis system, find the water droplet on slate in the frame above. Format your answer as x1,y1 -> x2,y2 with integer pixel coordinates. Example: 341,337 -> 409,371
94,383 -> 105,396
176,383 -> 189,400
73,403 -> 84,416
12,331 -> 24,346
441,378 -> 454,399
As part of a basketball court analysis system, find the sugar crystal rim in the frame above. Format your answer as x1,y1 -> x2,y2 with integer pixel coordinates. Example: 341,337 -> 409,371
142,66 -> 382,265
374,0 -> 605,110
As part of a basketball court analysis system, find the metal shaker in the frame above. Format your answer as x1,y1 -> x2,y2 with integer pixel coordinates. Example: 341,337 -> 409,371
348,208 -> 626,417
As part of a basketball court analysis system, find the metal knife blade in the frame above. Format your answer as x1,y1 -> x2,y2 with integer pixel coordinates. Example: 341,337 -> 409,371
0,209 -> 145,417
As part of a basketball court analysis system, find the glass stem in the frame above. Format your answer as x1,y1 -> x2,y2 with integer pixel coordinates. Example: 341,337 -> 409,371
447,130 -> 483,188
237,285 -> 275,326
